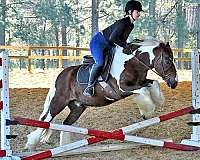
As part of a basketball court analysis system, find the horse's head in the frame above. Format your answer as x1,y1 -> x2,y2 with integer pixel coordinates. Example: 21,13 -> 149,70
152,42 -> 178,89
129,39 -> 178,89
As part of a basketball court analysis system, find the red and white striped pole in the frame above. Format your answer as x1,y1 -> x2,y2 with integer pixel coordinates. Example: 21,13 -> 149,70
14,106 -> 194,135
15,106 -> 199,160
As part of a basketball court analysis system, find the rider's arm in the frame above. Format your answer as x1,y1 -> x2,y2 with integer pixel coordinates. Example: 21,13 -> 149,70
109,22 -> 127,48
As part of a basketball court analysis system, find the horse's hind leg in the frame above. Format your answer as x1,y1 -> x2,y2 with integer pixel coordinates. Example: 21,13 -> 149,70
25,91 -> 68,150
60,100 -> 86,145
25,82 -> 56,150
25,111 -> 53,150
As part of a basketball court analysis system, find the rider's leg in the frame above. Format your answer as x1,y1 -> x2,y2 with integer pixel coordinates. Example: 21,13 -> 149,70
83,33 -> 105,97
83,63 -> 103,96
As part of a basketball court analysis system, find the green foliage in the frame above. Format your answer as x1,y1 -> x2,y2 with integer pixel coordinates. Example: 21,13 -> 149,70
4,0 -> 197,48
1,0 -> 199,69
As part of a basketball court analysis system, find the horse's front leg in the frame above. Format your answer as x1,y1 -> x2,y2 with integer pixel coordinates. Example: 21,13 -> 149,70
133,80 -> 165,119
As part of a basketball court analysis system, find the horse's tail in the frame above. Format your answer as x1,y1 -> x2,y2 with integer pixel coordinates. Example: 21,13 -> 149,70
40,78 -> 57,143
25,78 -> 57,150
39,78 -> 56,120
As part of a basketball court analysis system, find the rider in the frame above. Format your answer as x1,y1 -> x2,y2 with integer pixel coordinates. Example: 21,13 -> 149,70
83,0 -> 143,96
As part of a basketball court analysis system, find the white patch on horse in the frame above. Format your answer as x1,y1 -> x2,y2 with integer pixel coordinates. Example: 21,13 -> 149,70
110,40 -> 159,92
110,47 -> 132,89
39,78 -> 56,120
138,45 -> 157,65
105,96 -> 115,101
133,87 -> 156,118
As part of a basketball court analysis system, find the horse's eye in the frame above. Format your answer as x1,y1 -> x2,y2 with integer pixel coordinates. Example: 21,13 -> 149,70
165,59 -> 171,65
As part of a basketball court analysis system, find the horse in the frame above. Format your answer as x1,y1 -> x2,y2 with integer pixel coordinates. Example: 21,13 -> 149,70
25,38 -> 178,150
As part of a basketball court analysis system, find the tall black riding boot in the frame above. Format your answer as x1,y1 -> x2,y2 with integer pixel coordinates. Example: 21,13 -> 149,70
83,64 -> 102,96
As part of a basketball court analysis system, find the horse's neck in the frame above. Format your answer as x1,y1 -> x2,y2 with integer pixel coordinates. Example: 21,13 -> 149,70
138,46 -> 156,65
109,46 -> 155,86
110,47 -> 136,85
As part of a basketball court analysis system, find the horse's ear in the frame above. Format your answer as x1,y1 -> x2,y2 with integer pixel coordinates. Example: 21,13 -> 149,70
159,43 -> 165,48
166,42 -> 170,47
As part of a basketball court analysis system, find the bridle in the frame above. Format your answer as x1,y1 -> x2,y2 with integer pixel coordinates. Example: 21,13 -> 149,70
153,52 -> 176,82
130,47 -> 176,83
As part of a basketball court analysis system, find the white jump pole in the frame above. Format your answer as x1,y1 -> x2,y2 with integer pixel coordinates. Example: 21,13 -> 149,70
181,50 -> 200,146
0,51 -> 20,160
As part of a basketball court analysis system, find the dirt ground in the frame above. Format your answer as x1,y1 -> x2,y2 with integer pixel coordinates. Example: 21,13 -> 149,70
3,69 -> 200,159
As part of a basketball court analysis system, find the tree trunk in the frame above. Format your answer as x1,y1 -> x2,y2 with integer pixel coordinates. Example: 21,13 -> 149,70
61,26 -> 67,53
91,0 -> 99,37
75,0 -> 80,55
148,0 -> 156,37
197,0 -> 200,49
75,0 -> 80,66
0,0 -> 6,52
176,0 -> 184,69
39,19 -> 46,70
61,25 -> 68,68
54,26 -> 59,67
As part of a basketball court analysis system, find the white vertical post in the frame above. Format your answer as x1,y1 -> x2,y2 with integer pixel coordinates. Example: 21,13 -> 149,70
0,51 -> 20,159
191,50 -> 200,141
181,50 -> 200,147
0,51 -> 11,155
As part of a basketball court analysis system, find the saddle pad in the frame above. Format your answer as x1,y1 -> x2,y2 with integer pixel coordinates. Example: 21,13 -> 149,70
77,64 -> 93,85
77,48 -> 115,85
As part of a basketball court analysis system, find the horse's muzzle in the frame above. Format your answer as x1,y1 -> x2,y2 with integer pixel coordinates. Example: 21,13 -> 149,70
167,79 -> 178,89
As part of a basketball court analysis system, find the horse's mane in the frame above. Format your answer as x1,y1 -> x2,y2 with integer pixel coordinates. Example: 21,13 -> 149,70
131,37 -> 162,47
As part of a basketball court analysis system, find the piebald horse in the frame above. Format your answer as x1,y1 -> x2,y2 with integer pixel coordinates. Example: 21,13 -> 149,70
25,39 -> 178,150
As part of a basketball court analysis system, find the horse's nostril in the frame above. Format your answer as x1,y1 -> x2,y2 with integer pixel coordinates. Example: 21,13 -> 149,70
172,81 -> 178,89
167,80 -> 178,89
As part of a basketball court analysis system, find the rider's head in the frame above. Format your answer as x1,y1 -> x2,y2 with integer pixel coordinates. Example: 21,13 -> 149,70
125,0 -> 143,21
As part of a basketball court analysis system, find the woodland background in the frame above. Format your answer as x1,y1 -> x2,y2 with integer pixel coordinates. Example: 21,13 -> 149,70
0,0 -> 198,69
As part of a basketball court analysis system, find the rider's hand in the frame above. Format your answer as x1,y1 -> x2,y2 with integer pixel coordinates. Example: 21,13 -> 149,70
123,44 -> 132,55
132,39 -> 143,43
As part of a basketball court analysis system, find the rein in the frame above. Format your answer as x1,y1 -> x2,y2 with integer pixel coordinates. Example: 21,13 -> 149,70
153,53 -> 173,82
131,53 -> 162,77
131,51 -> 173,82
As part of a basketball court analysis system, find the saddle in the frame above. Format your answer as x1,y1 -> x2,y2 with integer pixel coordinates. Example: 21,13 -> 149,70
77,48 -> 115,85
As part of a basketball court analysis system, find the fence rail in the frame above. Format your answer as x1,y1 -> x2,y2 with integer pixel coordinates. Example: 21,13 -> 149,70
0,45 -> 197,71
0,45 -> 90,71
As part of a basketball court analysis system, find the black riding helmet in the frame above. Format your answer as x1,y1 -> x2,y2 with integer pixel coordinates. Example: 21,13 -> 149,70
125,0 -> 143,14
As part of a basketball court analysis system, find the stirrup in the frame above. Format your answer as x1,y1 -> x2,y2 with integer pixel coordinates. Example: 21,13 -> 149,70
83,86 -> 94,96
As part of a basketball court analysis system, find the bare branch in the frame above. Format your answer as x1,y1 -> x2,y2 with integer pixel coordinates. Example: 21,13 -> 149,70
160,2 -> 178,23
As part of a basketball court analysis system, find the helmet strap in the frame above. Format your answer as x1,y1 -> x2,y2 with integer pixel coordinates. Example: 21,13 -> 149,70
128,10 -> 135,23
124,11 -> 129,17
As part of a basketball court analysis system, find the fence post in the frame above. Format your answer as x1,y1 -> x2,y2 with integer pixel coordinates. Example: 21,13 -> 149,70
28,48 -> 32,72
58,48 -> 63,70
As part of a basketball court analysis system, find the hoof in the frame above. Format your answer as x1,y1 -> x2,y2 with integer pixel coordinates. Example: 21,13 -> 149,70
24,143 -> 36,151
142,115 -> 147,120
